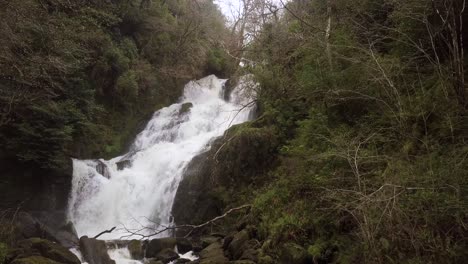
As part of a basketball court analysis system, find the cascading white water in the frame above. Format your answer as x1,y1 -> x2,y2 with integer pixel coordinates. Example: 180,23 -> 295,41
67,75 -> 256,240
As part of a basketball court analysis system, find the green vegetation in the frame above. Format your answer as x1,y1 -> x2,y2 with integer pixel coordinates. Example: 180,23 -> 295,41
215,0 -> 468,262
0,0 -> 232,169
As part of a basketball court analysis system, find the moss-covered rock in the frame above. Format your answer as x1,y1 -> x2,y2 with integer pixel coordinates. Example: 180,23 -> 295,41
199,241 -> 228,264
145,238 -> 177,258
127,240 -> 143,260
279,243 -> 311,264
10,256 -> 61,264
79,236 -> 115,264
15,238 -> 80,264
227,230 -> 250,260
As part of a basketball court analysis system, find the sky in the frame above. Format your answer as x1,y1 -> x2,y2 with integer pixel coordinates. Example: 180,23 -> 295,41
214,0 -> 242,22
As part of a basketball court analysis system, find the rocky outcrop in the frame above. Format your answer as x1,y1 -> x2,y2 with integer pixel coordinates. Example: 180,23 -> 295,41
79,236 -> 115,264
5,238 -> 80,264
14,212 -> 79,248
172,124 -> 278,231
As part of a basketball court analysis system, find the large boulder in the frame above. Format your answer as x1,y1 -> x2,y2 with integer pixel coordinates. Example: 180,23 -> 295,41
227,230 -> 250,260
198,241 -> 228,264
79,236 -> 115,264
7,238 -> 80,264
145,238 -> 177,258
14,211 -> 79,248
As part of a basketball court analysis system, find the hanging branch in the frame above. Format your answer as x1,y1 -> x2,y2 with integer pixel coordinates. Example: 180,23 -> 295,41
94,227 -> 116,239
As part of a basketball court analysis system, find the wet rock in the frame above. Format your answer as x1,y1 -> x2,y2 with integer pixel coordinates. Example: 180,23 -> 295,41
95,160 -> 110,179
176,237 -> 192,254
279,243 -> 311,264
145,238 -> 177,258
229,261 -> 256,264
190,238 -> 203,253
199,241 -> 228,264
174,258 -> 191,263
127,240 -> 143,260
116,160 -> 132,170
227,230 -> 250,260
179,103 -> 193,115
79,236 -> 115,264
155,248 -> 179,263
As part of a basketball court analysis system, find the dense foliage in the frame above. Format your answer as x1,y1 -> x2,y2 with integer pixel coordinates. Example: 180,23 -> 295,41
250,0 -> 468,262
0,0 -> 232,169
223,0 -> 468,262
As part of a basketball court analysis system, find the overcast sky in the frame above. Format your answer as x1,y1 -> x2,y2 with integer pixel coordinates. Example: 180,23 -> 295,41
214,0 -> 242,22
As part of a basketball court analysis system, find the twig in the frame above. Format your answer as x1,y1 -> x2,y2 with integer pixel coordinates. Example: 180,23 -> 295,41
120,204 -> 252,239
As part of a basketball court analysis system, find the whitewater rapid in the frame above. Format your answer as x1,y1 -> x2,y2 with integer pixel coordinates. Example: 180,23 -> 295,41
67,75 -> 255,240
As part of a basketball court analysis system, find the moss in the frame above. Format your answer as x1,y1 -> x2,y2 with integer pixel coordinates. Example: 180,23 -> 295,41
10,256 -> 60,264
0,243 -> 7,264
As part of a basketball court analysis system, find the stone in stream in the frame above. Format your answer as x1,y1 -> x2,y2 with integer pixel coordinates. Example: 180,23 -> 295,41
95,160 -> 111,179
176,237 -> 192,254
179,102 -> 193,115
127,240 -> 143,259
79,236 -> 115,264
145,238 -> 177,258
155,248 -> 179,263
116,159 -> 132,170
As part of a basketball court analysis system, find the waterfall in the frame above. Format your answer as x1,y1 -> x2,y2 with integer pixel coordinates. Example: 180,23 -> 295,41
67,75 -> 256,240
